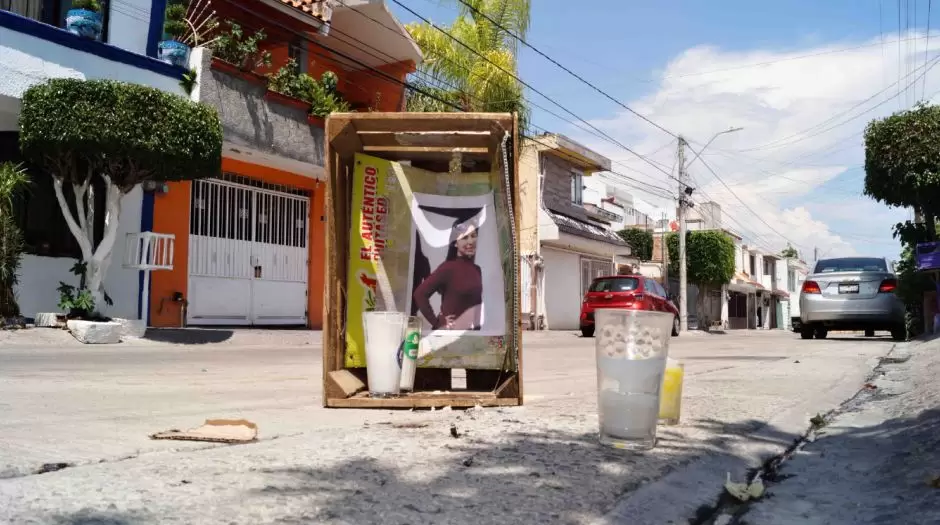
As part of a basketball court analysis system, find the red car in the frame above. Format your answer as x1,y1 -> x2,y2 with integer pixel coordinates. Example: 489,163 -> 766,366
579,275 -> 680,337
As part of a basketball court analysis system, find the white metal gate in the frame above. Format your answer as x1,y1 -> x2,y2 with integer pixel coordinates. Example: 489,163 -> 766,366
187,175 -> 309,325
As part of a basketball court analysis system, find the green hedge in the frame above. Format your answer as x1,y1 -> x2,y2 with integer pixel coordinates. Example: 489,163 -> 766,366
19,79 -> 223,189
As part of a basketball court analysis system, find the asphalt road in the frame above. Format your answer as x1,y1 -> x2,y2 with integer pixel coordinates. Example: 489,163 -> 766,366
0,328 -> 897,524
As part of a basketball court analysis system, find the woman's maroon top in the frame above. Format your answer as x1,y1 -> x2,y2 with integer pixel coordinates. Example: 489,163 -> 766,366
413,257 -> 483,329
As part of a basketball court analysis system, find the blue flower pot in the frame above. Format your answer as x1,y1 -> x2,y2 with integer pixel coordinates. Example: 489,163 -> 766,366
157,40 -> 191,68
65,9 -> 102,40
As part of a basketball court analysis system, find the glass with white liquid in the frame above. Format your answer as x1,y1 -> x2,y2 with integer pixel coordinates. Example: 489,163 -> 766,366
363,311 -> 407,398
594,309 -> 674,450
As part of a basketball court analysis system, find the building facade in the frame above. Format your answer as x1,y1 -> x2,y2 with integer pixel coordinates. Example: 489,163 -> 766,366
2,0 -> 420,329
148,0 -> 421,329
518,133 -> 633,331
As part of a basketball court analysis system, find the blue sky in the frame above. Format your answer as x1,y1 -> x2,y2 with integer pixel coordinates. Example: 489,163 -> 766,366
389,0 -> 927,262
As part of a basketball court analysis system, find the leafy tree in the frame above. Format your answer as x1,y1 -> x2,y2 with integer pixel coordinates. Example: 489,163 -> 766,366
864,103 -> 940,239
405,0 -> 530,131
666,230 -> 736,327
19,79 -> 222,315
0,162 -> 29,318
780,244 -> 798,258
618,227 -> 653,261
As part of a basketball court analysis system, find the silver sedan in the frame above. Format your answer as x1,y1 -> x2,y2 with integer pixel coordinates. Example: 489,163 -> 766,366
799,256 -> 905,340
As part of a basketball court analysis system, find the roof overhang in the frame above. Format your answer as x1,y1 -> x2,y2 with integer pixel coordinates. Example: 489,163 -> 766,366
526,133 -> 611,173
321,0 -> 423,70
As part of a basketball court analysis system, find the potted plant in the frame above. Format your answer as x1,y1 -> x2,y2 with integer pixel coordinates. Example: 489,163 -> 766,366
209,20 -> 272,82
65,0 -> 103,40
158,1 -> 191,67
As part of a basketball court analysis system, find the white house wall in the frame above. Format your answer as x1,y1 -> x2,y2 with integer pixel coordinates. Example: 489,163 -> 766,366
15,187 -> 144,320
542,247 -> 582,330
0,25 -> 185,101
109,0 -> 154,55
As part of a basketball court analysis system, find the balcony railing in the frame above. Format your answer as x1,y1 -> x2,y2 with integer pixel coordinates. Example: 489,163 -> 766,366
1,0 -> 111,38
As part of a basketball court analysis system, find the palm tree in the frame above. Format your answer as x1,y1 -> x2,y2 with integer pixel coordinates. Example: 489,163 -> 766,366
0,162 -> 28,318
405,0 -> 530,130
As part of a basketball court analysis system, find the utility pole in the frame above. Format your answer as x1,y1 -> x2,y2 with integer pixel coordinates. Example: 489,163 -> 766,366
661,212 -> 668,285
677,137 -> 689,332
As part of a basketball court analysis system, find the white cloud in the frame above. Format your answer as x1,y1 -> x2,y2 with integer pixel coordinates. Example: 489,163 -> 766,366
556,32 -> 940,261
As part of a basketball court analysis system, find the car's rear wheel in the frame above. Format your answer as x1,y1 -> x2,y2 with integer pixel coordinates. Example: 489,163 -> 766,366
800,326 -> 814,340
671,316 -> 680,336
815,328 -> 828,340
581,326 -> 595,338
891,327 -> 906,342
865,329 -> 875,337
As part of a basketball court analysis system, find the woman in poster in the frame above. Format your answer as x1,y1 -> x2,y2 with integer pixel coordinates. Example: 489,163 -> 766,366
413,219 -> 483,330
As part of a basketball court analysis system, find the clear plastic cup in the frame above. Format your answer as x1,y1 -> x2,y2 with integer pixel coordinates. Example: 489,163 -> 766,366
594,309 -> 674,450
363,311 -> 407,398
658,358 -> 685,425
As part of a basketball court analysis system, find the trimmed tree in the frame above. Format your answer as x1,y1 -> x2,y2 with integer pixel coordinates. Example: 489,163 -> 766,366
864,103 -> 940,239
19,78 -> 222,314
617,227 -> 653,261
780,244 -> 798,258
666,230 -> 736,327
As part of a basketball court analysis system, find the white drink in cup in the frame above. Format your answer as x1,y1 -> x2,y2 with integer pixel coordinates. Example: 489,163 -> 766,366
363,311 -> 407,398
594,308 -> 674,450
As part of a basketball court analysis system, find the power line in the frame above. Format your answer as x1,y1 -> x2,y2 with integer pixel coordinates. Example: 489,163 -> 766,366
927,0 -> 933,96
695,156 -> 799,247
735,48 -> 940,153
454,0 -> 678,140
387,0 -> 679,182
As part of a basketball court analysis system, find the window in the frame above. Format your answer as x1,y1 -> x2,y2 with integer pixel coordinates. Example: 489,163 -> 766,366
814,257 -> 887,273
570,170 -> 583,205
288,41 -> 307,73
788,269 -> 796,292
581,258 -> 612,296
0,132 -> 105,259
763,258 -> 774,276
749,254 -> 756,275
589,277 -> 638,293
1,1 -> 110,42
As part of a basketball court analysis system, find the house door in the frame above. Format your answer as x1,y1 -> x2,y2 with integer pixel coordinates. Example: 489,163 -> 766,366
187,176 -> 309,325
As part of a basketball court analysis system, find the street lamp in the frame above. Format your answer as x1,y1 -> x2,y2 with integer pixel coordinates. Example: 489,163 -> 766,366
685,127 -> 744,172
677,126 -> 742,333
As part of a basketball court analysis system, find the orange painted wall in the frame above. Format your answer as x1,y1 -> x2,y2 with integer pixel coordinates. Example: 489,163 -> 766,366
149,180 -> 191,328
345,61 -> 415,111
149,159 -> 325,329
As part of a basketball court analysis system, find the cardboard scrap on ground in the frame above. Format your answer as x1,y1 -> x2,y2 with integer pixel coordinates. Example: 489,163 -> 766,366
150,419 -> 258,444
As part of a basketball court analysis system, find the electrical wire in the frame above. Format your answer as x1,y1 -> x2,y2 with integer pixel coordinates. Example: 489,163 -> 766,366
387,0 -> 680,183
454,0 -> 678,140
927,0 -> 933,96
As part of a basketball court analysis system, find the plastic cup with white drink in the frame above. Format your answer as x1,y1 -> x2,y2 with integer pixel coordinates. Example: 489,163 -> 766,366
594,308 -> 674,450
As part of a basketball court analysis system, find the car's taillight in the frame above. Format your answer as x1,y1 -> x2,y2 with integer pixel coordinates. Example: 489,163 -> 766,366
878,279 -> 897,293
802,280 -> 821,294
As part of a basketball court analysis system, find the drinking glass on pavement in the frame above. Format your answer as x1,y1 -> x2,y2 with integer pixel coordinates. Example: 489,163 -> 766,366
594,309 -> 674,450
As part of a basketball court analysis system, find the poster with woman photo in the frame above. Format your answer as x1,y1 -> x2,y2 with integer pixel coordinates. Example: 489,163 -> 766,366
406,192 -> 506,337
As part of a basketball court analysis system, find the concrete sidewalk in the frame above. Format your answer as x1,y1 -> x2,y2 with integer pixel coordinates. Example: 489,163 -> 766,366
738,336 -> 940,525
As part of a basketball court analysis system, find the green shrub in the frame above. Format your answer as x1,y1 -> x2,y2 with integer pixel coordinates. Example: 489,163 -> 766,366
0,162 -> 28,319
163,19 -> 188,40
267,61 -> 350,117
617,228 -> 653,262
210,21 -> 272,72
71,0 -> 101,12
19,78 -> 223,188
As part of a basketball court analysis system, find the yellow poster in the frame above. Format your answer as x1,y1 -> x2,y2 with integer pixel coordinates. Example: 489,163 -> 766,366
344,153 -> 516,370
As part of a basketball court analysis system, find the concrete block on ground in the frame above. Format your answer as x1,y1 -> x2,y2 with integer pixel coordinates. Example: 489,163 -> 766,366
34,313 -> 62,328
66,320 -> 122,344
112,318 -> 146,339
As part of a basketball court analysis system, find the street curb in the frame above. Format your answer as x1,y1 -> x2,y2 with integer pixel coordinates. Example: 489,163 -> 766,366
592,341 -> 903,525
